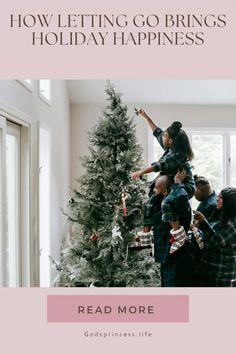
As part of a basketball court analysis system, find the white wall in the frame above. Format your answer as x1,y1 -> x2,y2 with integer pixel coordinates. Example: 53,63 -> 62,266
0,80 -> 70,286
70,102 -> 236,184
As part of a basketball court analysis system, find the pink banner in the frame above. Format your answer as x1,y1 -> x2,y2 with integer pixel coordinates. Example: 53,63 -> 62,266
1,0 -> 236,78
47,295 -> 189,322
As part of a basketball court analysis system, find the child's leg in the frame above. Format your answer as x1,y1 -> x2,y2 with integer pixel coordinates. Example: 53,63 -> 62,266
137,192 -> 163,247
162,196 -> 188,254
169,221 -> 180,231
169,224 -> 188,254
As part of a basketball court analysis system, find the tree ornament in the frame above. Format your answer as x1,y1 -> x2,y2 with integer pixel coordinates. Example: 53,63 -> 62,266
121,192 -> 127,217
134,107 -> 139,116
90,233 -> 98,241
68,197 -> 75,205
112,226 -> 123,242
134,234 -> 141,247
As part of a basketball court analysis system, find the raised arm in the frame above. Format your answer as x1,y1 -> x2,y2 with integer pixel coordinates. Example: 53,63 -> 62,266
137,108 -> 166,150
131,153 -> 187,180
194,213 -> 236,247
137,108 -> 158,132
131,165 -> 155,180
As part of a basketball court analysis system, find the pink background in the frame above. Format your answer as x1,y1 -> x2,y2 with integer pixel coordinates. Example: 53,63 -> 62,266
1,0 -> 236,79
1,0 -> 236,353
1,288 -> 236,353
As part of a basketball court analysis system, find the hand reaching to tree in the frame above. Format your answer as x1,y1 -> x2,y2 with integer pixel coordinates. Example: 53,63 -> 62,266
135,108 -> 158,132
136,108 -> 149,119
131,170 -> 144,180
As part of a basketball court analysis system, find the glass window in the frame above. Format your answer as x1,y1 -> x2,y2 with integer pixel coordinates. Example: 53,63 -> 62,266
0,116 -> 30,287
191,134 -> 224,194
153,137 -> 164,162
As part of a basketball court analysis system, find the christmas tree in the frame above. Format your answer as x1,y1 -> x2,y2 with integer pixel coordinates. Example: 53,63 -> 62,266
53,82 -> 160,287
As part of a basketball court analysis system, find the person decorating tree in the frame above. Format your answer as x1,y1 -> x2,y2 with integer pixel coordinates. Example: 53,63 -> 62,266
131,108 -> 194,251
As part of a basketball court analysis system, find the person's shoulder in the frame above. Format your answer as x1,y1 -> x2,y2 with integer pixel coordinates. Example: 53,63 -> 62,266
173,152 -> 188,163
208,191 -> 217,198
228,216 -> 236,225
168,151 -> 187,161
153,127 -> 163,137
216,217 -> 236,232
171,183 -> 188,196
205,194 -> 217,209
197,201 -> 205,212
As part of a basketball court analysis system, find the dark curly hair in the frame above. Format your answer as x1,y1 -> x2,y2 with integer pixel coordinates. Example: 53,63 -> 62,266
220,187 -> 236,223
166,121 -> 194,161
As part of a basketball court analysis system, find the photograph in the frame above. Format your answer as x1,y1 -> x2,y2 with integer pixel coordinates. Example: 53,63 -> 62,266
1,79 -> 236,288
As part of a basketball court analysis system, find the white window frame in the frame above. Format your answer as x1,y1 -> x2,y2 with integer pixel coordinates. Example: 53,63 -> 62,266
6,121 -> 22,287
186,128 -> 236,189
38,122 -> 51,287
16,80 -> 33,92
38,80 -> 52,105
0,110 -> 31,287
147,128 -> 160,182
0,115 -> 7,286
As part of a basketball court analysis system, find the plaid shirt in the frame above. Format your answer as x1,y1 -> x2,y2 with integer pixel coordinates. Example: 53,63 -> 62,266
162,182 -> 191,225
152,127 -> 195,199
143,193 -> 162,226
197,217 -> 236,286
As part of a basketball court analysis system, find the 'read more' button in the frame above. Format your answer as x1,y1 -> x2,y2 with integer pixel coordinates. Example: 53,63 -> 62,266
47,295 -> 189,323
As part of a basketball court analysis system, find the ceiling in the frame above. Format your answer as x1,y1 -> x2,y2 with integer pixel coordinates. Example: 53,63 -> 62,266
67,80 -> 236,105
